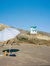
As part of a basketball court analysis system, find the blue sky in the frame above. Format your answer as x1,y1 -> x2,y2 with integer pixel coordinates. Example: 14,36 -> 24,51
0,0 -> 50,33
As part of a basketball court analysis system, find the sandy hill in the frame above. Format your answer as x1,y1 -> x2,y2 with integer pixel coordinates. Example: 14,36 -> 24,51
0,24 -> 10,30
0,24 -> 50,46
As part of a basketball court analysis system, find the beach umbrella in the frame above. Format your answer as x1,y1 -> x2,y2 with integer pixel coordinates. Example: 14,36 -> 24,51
3,49 -> 20,53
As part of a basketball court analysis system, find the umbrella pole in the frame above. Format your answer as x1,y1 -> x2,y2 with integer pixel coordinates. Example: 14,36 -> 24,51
9,44 -> 12,55
9,49 -> 10,55
9,45 -> 10,55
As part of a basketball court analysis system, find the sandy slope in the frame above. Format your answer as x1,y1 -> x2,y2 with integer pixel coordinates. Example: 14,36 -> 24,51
36,35 -> 50,40
0,44 -> 50,66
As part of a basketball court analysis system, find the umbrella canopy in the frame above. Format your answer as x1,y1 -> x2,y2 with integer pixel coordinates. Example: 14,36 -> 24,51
3,49 -> 20,53
0,28 -> 20,42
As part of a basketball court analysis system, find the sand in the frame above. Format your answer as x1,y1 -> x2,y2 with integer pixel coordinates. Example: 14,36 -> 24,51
0,44 -> 50,66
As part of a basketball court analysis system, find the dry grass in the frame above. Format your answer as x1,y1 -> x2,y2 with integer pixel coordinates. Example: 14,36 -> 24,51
1,32 -> 50,46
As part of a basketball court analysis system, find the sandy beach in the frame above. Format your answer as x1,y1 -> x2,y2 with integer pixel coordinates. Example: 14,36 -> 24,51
0,44 -> 50,66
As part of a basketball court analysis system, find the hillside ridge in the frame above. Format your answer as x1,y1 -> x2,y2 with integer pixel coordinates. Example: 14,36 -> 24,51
0,24 -> 50,46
